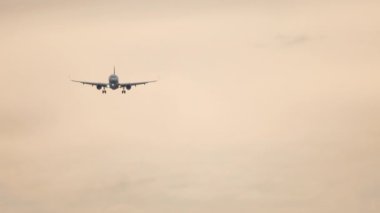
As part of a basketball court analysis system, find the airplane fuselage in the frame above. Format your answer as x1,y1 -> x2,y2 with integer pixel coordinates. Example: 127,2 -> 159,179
109,74 -> 119,90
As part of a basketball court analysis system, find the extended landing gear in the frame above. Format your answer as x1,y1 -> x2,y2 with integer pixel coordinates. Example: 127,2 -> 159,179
122,90 -> 126,94
102,89 -> 107,94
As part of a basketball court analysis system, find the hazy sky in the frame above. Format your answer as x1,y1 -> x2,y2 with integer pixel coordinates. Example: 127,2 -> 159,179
0,0 -> 380,212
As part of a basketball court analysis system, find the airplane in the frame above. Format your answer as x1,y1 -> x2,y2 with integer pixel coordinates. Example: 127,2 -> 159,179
71,67 -> 156,94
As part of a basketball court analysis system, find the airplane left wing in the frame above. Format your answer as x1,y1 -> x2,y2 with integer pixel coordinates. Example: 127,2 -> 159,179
119,80 -> 157,88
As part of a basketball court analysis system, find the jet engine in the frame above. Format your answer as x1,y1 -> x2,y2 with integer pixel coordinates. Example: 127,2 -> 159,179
96,85 -> 102,90
126,85 -> 132,90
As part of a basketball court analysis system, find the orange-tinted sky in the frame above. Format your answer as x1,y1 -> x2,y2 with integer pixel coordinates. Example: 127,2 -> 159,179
0,1 -> 380,212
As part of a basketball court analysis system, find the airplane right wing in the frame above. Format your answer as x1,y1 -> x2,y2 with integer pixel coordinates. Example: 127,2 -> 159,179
71,80 -> 108,88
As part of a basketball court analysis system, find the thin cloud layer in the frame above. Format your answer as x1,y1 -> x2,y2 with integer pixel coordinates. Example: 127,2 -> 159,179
0,0 -> 380,213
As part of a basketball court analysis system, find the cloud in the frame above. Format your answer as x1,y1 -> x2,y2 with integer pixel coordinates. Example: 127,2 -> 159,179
361,185 -> 380,200
0,112 -> 37,138
275,34 -> 311,46
0,0 -> 380,213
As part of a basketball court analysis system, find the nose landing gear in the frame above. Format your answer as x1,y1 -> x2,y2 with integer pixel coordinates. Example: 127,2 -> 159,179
122,89 -> 126,94
102,89 -> 107,94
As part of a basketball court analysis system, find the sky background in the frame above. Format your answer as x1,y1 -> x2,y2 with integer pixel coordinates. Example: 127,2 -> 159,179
0,0 -> 380,212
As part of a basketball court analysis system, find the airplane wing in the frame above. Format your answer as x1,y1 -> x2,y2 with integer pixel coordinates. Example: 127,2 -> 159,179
71,80 -> 108,87
119,80 -> 157,88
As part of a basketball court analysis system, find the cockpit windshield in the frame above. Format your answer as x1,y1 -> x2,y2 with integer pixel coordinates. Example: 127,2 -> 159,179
108,75 -> 119,83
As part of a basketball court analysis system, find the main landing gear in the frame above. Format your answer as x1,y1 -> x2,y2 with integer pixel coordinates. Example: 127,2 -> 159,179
102,89 -> 107,94
122,89 -> 126,94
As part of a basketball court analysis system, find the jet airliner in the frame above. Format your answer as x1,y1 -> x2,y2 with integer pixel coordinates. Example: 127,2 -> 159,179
71,67 -> 156,94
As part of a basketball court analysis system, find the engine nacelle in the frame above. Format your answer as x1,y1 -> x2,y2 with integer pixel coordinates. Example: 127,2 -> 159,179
126,85 -> 132,90
96,85 -> 102,90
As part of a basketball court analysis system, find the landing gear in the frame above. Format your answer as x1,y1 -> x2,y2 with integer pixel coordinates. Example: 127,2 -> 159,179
102,89 -> 107,94
122,90 -> 126,94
